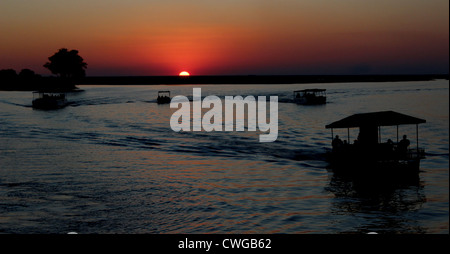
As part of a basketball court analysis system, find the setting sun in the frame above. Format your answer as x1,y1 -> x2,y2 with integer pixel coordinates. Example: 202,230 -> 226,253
179,71 -> 190,76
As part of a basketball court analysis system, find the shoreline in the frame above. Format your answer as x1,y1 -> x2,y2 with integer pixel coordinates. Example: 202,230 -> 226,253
0,74 -> 448,91
80,74 -> 449,85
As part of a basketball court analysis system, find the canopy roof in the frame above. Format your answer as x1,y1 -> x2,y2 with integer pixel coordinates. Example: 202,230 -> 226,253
325,111 -> 426,129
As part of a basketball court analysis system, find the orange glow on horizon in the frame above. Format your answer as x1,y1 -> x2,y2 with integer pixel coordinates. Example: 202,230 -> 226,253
0,1 -> 448,75
179,71 -> 190,76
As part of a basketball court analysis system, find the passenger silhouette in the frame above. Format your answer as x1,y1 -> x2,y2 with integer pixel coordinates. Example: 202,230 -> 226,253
397,135 -> 410,157
398,135 -> 410,148
332,135 -> 343,151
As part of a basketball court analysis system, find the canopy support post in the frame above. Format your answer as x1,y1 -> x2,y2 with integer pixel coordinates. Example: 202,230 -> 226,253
397,125 -> 399,143
378,126 -> 381,143
347,128 -> 350,143
416,124 -> 419,153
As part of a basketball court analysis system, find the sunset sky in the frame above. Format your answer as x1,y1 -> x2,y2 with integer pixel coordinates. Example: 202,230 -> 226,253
1,0 -> 448,76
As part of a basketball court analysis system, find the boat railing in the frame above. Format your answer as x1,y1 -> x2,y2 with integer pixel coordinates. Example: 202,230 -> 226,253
331,142 -> 425,160
294,90 -> 326,98
158,91 -> 170,97
407,148 -> 425,159
33,92 -> 66,100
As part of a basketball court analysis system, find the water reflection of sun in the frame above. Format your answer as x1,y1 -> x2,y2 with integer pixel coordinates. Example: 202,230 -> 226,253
179,71 -> 190,76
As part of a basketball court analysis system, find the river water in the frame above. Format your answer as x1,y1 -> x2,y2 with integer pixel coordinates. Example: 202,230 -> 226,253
0,80 -> 448,233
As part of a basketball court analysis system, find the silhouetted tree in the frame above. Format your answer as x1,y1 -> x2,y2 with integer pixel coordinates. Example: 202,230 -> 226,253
0,69 -> 18,79
44,48 -> 87,79
18,68 -> 36,79
0,69 -> 18,90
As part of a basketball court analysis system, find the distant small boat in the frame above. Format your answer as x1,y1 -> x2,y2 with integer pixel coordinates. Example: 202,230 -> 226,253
32,91 -> 68,109
325,111 -> 426,176
157,91 -> 171,104
293,89 -> 326,105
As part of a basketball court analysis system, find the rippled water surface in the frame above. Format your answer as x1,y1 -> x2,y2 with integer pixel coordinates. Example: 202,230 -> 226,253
0,80 -> 448,233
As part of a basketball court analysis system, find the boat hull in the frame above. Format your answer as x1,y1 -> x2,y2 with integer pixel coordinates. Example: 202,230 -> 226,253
294,96 -> 326,105
157,97 -> 171,104
32,98 -> 67,109
326,151 -> 421,179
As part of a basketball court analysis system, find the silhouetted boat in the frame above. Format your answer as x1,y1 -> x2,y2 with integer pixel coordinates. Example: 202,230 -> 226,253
325,111 -> 426,176
293,89 -> 326,105
32,91 -> 68,109
157,91 -> 171,104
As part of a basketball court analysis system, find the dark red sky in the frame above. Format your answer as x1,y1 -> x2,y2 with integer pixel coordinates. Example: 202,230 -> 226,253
1,0 -> 448,76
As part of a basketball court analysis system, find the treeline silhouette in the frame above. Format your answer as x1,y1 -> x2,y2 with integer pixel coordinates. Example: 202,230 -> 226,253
0,68 -> 68,91
80,74 -> 448,85
0,48 -> 87,91
1,73 -> 447,90
1,45 -> 448,89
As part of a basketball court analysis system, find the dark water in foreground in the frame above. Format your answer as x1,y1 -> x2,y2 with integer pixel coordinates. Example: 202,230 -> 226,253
0,80 -> 448,234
